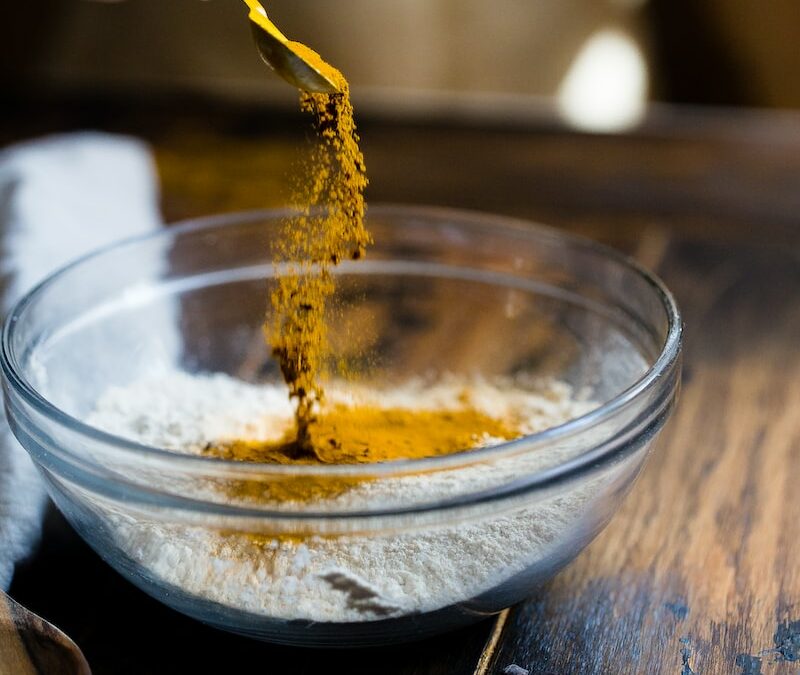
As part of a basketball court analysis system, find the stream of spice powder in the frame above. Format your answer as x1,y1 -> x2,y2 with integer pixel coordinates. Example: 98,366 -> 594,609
268,45 -> 370,455
221,38 -> 521,477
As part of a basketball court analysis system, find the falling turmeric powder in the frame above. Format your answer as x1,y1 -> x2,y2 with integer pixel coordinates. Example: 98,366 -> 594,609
269,47 -> 370,454
241,21 -> 519,474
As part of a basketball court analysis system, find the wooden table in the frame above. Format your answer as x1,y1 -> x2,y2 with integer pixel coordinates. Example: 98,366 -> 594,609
5,99 -> 800,674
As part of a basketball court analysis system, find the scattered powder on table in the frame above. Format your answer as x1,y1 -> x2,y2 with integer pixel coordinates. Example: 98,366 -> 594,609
88,371 -> 603,623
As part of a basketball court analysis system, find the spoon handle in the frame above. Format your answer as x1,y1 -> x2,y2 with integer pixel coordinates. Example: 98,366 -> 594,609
0,589 -> 91,675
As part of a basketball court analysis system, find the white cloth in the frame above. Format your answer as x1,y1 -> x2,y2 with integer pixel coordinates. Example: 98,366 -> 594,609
0,132 -> 165,589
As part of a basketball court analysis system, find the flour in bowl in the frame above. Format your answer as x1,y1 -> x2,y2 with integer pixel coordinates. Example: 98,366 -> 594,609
88,371 -> 610,623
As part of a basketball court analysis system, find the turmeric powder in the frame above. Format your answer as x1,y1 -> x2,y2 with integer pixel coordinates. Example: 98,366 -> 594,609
205,403 -> 521,504
242,29 -> 519,477
208,405 -> 518,464
269,46 -> 369,454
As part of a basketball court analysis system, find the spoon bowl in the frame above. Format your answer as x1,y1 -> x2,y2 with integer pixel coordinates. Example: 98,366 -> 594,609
243,0 -> 342,94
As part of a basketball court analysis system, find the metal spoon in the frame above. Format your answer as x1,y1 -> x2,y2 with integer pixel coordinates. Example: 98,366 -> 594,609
242,0 -> 341,94
0,589 -> 91,674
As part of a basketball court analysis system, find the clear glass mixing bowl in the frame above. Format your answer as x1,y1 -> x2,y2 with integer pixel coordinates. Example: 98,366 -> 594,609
1,206 -> 681,646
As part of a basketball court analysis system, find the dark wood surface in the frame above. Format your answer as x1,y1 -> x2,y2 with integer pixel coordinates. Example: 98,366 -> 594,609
4,97 -> 800,674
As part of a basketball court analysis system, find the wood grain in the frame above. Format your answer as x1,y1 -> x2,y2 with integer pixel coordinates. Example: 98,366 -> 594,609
0,590 -> 90,675
4,97 -> 800,674
480,202 -> 800,674
0,592 -> 37,675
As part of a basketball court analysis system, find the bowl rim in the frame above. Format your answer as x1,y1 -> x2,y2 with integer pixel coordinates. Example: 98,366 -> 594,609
1,204 -> 682,481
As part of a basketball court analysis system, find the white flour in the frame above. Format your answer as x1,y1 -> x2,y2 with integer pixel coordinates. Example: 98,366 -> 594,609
89,371 -> 606,623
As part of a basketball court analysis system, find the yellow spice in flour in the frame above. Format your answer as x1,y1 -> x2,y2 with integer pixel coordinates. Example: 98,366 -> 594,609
205,404 -> 520,504
208,406 -> 518,464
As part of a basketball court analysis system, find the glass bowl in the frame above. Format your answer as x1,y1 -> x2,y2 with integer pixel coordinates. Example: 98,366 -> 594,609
1,206 -> 681,646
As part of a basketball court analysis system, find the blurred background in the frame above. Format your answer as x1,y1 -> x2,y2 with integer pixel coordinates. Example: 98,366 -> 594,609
3,0 -> 800,132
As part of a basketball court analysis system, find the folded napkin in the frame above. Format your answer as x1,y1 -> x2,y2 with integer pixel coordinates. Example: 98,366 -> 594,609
0,132 -> 165,589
